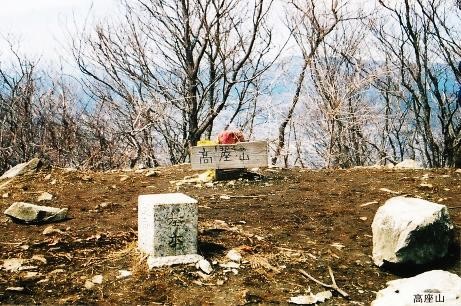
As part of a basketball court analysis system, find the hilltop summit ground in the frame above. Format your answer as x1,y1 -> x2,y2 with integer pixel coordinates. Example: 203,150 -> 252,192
0,165 -> 460,305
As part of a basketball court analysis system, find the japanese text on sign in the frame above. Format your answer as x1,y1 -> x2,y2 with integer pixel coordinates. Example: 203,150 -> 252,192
190,141 -> 268,170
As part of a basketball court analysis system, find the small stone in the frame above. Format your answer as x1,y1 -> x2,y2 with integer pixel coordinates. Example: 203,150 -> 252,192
421,173 -> 430,180
2,192 -> 9,198
226,249 -> 242,263
37,278 -> 49,284
360,217 -> 367,221
31,255 -> 47,264
120,175 -> 129,182
288,291 -> 332,305
37,192 -> 53,202
6,287 -> 24,292
196,259 -> 213,275
288,295 -> 316,304
2,258 -> 27,272
84,280 -> 95,289
204,182 -> 214,188
117,270 -> 132,280
91,275 -> 103,284
331,242 -> 345,250
145,170 -> 160,177
22,271 -> 41,281
50,179 -> 57,185
20,245 -> 29,250
43,225 -> 64,235
44,174 -> 52,180
82,175 -> 92,181
419,183 -> 433,189
98,202 -> 111,209
216,279 -> 225,286
18,265 -> 38,271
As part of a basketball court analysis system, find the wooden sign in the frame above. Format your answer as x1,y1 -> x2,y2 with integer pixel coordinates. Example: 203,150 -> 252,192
190,141 -> 268,170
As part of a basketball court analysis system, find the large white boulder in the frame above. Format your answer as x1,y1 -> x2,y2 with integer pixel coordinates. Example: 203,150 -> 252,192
372,270 -> 461,306
372,196 -> 453,266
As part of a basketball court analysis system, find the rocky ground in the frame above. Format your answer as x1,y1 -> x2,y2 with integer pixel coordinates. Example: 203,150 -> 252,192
0,164 -> 460,305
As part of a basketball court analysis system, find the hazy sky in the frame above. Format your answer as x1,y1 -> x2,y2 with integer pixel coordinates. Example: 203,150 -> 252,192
0,0 -> 119,64
0,0 -> 378,66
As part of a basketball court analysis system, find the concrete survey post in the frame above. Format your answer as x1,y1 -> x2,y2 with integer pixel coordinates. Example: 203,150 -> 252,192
138,193 -> 203,268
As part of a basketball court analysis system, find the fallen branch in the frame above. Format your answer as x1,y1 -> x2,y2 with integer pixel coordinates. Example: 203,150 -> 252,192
299,267 -> 349,298
448,206 -> 461,209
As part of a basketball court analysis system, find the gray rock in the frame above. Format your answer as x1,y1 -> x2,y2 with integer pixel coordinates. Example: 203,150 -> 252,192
4,202 -> 68,224
2,258 -> 28,272
91,275 -> 103,284
0,158 -> 42,180
372,197 -> 453,266
84,280 -> 95,290
395,159 -> 423,169
371,270 -> 461,306
196,259 -> 213,274
37,192 -> 53,202
6,287 -> 24,292
42,225 -> 64,235
226,249 -> 242,263
31,255 -> 47,264
21,271 -> 42,281
288,291 -> 332,305
145,170 -> 160,177
117,270 -> 132,279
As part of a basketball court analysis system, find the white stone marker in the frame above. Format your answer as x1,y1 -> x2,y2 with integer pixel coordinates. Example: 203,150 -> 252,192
138,193 -> 203,268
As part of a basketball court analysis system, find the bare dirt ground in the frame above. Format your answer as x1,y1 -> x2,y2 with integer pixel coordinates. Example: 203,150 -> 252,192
0,165 -> 460,305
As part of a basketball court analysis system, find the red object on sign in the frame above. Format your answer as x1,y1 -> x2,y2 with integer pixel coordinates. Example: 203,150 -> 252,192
218,130 -> 245,144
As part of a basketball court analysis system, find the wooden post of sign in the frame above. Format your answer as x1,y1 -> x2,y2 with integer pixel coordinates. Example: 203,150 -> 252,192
190,141 -> 268,180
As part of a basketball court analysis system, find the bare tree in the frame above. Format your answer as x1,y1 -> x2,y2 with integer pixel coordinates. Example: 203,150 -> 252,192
371,0 -> 461,167
272,0 -> 347,166
72,0 -> 275,165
